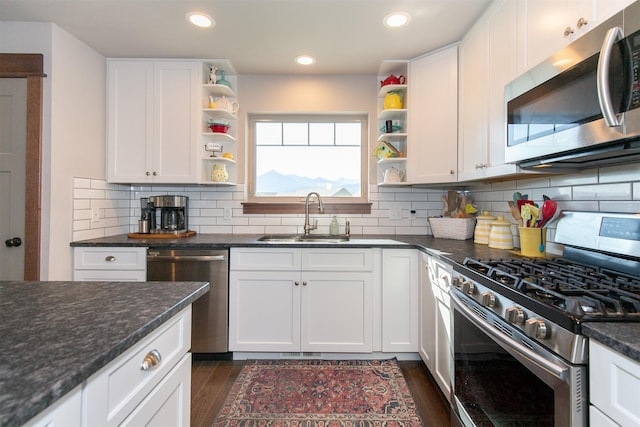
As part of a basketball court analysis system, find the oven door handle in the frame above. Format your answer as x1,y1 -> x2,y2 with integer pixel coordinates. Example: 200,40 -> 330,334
451,291 -> 568,381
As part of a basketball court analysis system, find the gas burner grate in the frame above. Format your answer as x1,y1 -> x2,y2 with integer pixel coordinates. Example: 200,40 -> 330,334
462,257 -> 640,320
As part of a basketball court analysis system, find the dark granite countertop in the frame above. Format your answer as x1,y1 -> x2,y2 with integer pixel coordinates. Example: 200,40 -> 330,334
583,323 -> 640,363
70,233 -> 640,364
0,280 -> 209,427
69,233 -> 508,264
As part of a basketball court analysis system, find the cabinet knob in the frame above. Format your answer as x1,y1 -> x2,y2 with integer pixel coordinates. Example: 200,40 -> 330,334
146,171 -> 151,176
449,169 -> 455,175
140,349 -> 162,371
153,171 -> 157,176
576,17 -> 588,29
564,26 -> 574,37
302,281 -> 307,286
105,255 -> 116,262
295,281 -> 300,286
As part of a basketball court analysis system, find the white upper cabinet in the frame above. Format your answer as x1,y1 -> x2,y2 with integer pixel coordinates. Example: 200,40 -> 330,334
458,20 -> 489,181
107,60 -> 199,183
407,45 -> 458,184
518,0 -> 635,74
459,0 -> 545,181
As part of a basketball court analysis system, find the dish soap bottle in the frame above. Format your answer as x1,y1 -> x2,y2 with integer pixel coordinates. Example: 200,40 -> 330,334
330,216 -> 339,236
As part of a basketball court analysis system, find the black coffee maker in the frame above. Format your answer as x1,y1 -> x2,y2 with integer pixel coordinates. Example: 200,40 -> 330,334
147,195 -> 188,234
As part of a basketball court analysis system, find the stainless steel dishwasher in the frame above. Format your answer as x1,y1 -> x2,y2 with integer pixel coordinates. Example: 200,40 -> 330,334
147,249 -> 228,353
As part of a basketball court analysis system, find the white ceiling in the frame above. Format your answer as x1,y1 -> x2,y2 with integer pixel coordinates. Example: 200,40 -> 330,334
0,0 -> 492,75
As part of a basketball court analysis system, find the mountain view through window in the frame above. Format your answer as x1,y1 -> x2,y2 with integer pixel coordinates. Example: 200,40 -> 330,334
253,118 -> 364,198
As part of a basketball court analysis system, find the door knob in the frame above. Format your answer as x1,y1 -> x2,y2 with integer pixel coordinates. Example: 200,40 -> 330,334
5,237 -> 22,247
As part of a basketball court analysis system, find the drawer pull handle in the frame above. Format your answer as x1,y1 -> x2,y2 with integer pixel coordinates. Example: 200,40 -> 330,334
105,256 -> 116,262
140,349 -> 162,371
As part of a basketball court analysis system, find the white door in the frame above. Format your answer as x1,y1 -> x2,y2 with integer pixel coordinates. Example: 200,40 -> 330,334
0,78 -> 27,280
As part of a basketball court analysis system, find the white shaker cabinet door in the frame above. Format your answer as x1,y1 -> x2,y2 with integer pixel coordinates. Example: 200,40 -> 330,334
107,60 -> 154,182
301,271 -> 373,353
107,60 -> 199,183
229,270 -> 302,352
382,249 -> 419,352
407,45 -> 458,184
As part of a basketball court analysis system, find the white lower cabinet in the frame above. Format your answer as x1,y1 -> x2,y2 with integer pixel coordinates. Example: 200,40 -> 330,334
382,249 -> 419,352
73,247 -> 147,281
25,307 -> 192,427
419,253 -> 452,402
229,247 -> 374,353
83,306 -> 192,427
590,340 -> 640,426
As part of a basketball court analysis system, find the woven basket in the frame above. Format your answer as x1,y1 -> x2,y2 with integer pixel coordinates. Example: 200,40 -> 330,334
429,217 -> 476,240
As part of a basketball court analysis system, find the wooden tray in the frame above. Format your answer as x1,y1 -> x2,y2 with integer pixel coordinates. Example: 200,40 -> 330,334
128,230 -> 196,239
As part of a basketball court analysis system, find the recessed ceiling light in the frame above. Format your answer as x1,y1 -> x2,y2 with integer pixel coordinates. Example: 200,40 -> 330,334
295,55 -> 316,66
186,12 -> 215,28
383,12 -> 411,28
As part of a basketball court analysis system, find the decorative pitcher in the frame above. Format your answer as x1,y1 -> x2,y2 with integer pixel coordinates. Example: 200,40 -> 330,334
211,164 -> 229,182
382,167 -> 405,183
383,91 -> 403,109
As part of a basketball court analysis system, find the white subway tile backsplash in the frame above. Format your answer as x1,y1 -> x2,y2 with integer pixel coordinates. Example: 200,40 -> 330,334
573,183 -> 632,200
73,167 -> 640,244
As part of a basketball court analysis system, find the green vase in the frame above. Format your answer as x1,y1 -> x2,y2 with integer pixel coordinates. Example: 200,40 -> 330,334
217,70 -> 232,89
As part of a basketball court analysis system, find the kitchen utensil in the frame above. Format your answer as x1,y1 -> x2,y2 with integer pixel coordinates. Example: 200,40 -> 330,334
528,204 -> 540,228
521,204 -> 533,227
516,199 -> 534,213
539,199 -> 558,228
539,227 -> 545,252
507,201 -> 524,226
440,195 -> 449,217
513,192 -> 523,203
380,74 -> 406,87
447,190 -> 457,217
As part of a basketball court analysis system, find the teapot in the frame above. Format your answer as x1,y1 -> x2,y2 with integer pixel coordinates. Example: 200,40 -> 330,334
211,164 -> 229,182
383,91 -> 403,109
382,167 -> 405,183
214,96 -> 240,114
380,74 -> 406,87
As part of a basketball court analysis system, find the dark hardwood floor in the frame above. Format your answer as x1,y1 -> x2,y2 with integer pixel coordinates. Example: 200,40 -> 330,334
191,358 -> 451,427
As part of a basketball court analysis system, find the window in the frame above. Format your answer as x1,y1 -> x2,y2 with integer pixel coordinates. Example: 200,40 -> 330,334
245,113 -> 369,213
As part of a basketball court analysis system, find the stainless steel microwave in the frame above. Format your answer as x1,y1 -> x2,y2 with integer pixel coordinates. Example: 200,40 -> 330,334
505,1 -> 640,169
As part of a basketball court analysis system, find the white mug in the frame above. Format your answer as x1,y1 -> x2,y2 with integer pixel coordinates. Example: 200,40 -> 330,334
214,96 -> 239,114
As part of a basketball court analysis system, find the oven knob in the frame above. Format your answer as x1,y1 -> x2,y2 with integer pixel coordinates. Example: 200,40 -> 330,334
461,281 -> 475,295
505,307 -> 526,325
524,318 -> 550,340
480,291 -> 496,308
451,276 -> 463,288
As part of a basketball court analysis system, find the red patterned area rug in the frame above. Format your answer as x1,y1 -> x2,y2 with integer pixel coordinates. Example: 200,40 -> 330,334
212,359 -> 424,426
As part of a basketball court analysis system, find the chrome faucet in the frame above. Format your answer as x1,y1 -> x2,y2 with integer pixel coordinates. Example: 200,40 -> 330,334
304,192 -> 324,235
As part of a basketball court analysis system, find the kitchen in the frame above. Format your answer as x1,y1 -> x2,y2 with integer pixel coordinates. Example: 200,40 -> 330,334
2,0 -> 640,426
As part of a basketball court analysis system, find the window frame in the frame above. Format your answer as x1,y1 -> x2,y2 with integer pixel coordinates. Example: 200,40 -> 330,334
244,113 -> 370,214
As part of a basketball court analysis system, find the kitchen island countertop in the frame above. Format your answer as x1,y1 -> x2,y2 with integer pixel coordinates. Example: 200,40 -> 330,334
0,280 -> 209,427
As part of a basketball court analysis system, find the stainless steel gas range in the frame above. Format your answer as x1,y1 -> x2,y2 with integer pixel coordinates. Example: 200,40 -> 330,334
450,211 -> 640,427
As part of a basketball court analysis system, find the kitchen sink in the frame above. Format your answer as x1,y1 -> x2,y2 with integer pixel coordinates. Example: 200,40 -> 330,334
258,234 -> 350,243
